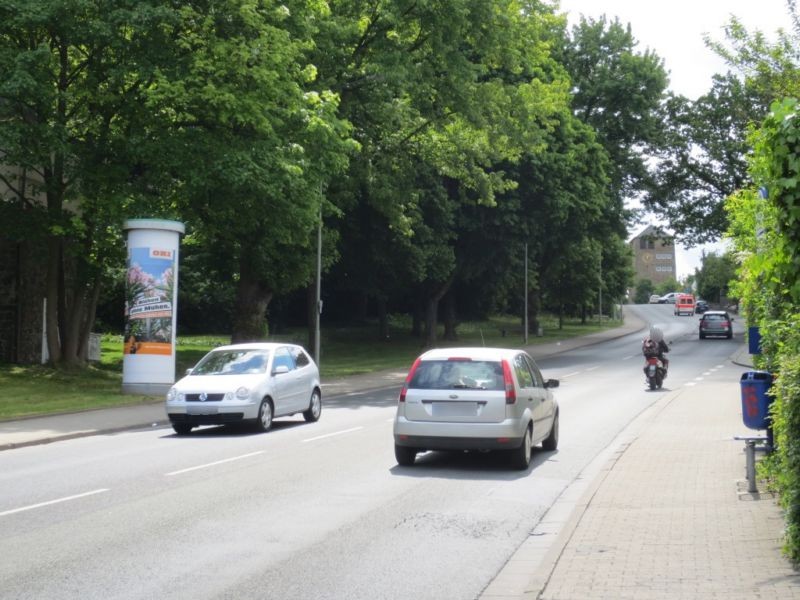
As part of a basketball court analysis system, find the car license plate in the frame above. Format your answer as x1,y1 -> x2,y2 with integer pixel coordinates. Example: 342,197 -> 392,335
431,402 -> 478,418
188,406 -> 219,415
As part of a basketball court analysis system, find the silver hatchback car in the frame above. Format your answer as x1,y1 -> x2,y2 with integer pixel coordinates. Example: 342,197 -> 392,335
393,347 -> 559,469
166,343 -> 321,435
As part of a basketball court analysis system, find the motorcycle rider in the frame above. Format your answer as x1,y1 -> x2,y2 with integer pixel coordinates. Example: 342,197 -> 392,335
642,326 -> 670,376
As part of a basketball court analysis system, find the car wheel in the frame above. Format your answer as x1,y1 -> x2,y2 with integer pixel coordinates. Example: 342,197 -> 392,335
255,398 -> 274,432
699,332 -> 705,340
172,423 -> 193,436
303,389 -> 322,422
542,410 -> 559,451
510,426 -> 532,470
395,444 -> 417,466
727,332 -> 733,339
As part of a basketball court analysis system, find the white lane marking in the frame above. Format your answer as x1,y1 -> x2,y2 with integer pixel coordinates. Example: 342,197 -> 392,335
0,488 -> 109,517
585,366 -> 600,372
622,354 -> 638,360
560,371 -> 581,379
303,426 -> 364,443
686,382 -> 697,387
165,451 -> 264,476
694,377 -> 704,381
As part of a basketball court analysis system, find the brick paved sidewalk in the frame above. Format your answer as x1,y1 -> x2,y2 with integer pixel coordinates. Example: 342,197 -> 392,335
532,374 -> 800,599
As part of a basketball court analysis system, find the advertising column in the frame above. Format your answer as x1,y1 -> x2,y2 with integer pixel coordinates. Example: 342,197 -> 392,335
122,219 -> 185,395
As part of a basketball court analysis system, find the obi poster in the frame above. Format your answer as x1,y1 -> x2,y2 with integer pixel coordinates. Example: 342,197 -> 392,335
124,247 -> 176,356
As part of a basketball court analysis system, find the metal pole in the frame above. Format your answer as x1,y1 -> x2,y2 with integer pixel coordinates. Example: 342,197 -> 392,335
746,440 -> 757,493
524,243 -> 528,345
314,206 -> 322,366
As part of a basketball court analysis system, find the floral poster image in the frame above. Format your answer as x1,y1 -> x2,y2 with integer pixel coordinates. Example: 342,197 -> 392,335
124,247 -> 175,356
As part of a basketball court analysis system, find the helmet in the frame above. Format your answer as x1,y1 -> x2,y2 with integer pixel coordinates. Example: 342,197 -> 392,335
649,326 -> 663,342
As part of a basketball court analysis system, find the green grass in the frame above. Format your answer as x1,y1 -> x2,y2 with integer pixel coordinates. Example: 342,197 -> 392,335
0,315 -> 620,421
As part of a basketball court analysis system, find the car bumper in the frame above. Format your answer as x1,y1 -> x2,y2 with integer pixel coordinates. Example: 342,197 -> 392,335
166,400 -> 259,425
393,417 -> 527,450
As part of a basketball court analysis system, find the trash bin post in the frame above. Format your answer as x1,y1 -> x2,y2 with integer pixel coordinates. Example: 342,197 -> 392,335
745,440 -> 757,493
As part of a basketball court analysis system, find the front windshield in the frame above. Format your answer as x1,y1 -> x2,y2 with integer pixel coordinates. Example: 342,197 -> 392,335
192,350 -> 270,376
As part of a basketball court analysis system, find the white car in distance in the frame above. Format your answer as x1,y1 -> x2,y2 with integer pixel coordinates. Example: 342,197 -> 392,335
166,343 -> 321,435
393,347 -> 559,469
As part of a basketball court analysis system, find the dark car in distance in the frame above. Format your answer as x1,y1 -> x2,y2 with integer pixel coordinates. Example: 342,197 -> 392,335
699,310 -> 734,339
695,300 -> 709,314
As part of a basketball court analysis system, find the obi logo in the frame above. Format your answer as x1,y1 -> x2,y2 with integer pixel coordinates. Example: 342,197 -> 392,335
150,249 -> 173,260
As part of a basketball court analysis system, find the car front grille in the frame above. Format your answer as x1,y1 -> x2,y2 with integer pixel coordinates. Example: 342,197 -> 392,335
186,393 -> 225,402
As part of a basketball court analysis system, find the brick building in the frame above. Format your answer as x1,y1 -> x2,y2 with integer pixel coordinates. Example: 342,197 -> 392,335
629,225 -> 676,290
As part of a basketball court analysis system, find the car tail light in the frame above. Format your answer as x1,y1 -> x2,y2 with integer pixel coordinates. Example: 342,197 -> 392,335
399,357 -> 421,402
723,320 -> 730,329
501,359 -> 516,404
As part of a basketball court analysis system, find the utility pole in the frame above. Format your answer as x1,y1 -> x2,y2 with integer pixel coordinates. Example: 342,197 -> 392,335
524,243 -> 529,345
314,205 -> 322,366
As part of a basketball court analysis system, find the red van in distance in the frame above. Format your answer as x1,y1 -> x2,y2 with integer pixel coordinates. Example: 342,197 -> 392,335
674,294 -> 695,316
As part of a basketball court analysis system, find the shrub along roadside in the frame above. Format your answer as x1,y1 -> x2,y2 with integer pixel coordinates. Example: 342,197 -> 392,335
728,98 -> 800,561
0,315 -> 620,421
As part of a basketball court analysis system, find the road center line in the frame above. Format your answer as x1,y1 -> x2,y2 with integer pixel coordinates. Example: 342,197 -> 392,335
560,371 -> 581,379
302,427 -> 364,443
165,451 -> 264,476
0,488 -> 110,517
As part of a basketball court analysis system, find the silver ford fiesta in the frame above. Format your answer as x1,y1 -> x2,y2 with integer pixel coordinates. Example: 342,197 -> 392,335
393,347 -> 559,469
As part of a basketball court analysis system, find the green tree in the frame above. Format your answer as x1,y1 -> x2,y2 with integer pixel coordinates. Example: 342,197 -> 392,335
0,0 -> 178,365
634,279 -> 655,304
145,0 -> 356,342
695,251 -> 737,303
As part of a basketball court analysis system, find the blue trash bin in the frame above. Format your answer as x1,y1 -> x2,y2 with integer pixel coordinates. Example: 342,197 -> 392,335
740,371 -> 774,430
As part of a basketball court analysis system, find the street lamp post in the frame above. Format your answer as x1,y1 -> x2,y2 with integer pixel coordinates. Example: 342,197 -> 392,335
314,206 -> 322,366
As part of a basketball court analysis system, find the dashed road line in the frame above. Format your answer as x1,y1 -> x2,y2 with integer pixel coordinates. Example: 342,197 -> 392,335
302,426 -> 364,443
165,451 -> 264,476
0,488 -> 110,517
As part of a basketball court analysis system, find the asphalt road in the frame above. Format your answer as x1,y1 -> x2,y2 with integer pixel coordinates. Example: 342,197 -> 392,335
0,305 -> 743,600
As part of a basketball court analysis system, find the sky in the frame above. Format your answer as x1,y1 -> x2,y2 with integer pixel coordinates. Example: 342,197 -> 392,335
555,0 -> 794,278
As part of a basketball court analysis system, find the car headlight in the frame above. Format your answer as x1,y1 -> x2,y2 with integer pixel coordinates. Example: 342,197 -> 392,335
236,387 -> 250,400
167,388 -> 176,402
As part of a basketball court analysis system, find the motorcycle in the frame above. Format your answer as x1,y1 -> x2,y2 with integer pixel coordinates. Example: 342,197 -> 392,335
643,355 -> 667,390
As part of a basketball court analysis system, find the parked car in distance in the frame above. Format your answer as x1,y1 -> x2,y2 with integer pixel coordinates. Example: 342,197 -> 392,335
695,299 -> 709,314
393,347 -> 559,470
658,292 -> 680,304
648,294 -> 661,304
699,310 -> 734,340
166,343 -> 322,435
674,293 -> 695,316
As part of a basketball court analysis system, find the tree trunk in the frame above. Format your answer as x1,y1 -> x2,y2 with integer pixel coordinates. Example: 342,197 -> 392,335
44,237 -> 62,364
78,276 -> 102,361
425,278 -> 454,347
232,258 -> 273,343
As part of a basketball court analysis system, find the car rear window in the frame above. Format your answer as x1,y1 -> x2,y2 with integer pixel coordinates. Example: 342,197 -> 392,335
704,314 -> 726,321
409,359 -> 504,390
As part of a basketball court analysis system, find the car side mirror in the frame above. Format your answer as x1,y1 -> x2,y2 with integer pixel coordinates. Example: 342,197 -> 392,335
185,368 -> 193,376
545,379 -> 559,389
272,365 -> 290,375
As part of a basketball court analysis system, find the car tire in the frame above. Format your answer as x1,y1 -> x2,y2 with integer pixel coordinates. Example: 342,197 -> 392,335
727,332 -> 733,339
699,332 -> 706,340
255,398 -> 274,432
510,426 -> 532,470
172,423 -> 193,436
542,410 -> 559,451
395,444 -> 417,466
303,389 -> 322,422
